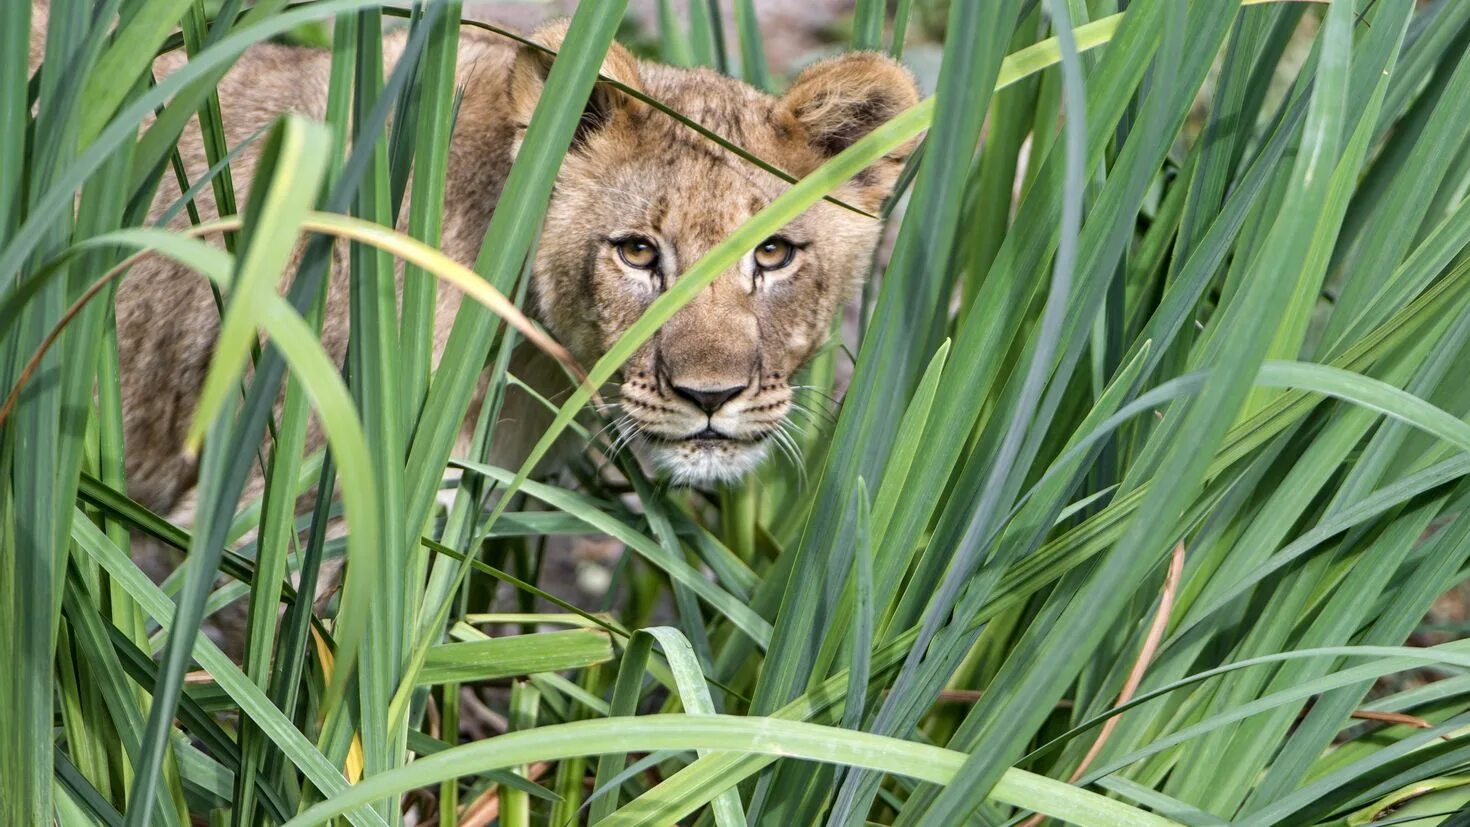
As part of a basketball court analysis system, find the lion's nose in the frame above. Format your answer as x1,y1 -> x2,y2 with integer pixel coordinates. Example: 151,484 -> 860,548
672,383 -> 747,414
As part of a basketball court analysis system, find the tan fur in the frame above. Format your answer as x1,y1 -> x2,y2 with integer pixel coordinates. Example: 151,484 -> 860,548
27,8 -> 919,506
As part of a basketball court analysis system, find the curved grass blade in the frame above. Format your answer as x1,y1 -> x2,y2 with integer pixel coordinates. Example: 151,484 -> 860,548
285,715 -> 1180,827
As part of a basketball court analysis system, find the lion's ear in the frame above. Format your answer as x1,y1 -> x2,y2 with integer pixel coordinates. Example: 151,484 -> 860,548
509,21 -> 644,150
781,52 -> 920,159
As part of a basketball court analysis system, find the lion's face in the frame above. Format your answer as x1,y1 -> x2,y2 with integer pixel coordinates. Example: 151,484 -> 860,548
512,27 -> 919,485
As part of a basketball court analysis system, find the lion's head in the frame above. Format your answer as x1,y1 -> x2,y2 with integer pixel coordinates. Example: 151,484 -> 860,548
511,23 -> 920,485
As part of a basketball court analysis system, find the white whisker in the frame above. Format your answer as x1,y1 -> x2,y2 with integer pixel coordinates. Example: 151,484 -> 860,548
787,400 -> 834,428
790,384 -> 842,409
589,412 -> 630,449
606,418 -> 645,463
769,420 -> 808,489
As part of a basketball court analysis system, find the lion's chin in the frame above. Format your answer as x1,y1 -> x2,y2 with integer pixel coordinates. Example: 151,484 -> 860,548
646,438 -> 770,488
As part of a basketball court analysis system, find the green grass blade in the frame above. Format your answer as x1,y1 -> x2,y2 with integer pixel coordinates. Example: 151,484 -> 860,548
71,511 -> 388,827
687,0 -> 725,72
840,479 -> 873,733
0,0 -> 401,284
400,0 -> 628,557
400,0 -> 462,415
919,1 -> 1355,817
852,0 -> 886,51
594,627 -> 745,825
731,0 -> 769,90
656,0 -> 696,66
450,461 -> 772,646
287,716 -> 1180,827
752,0 -> 1023,723
418,630 -> 614,685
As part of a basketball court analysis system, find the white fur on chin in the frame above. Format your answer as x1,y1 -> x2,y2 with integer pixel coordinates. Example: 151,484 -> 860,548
649,440 -> 769,487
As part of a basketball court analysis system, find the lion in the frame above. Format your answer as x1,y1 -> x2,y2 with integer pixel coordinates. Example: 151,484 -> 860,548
27,3 -> 920,514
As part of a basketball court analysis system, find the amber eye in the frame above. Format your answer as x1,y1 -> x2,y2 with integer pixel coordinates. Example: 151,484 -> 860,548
614,236 -> 659,270
753,236 -> 796,270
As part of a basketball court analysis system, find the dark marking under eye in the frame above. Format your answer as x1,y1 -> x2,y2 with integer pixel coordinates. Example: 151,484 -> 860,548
579,243 -> 599,300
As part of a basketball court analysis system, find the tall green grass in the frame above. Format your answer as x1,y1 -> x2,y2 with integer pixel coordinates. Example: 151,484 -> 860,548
5,0 -> 1470,824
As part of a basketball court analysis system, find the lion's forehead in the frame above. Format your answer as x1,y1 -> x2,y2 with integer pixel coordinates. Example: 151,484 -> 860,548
549,67 -> 839,243
640,65 -> 774,128
562,155 -> 800,247
633,67 -> 817,168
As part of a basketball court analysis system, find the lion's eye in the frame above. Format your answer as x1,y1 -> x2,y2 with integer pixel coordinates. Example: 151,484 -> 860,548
614,236 -> 660,270
753,236 -> 796,271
